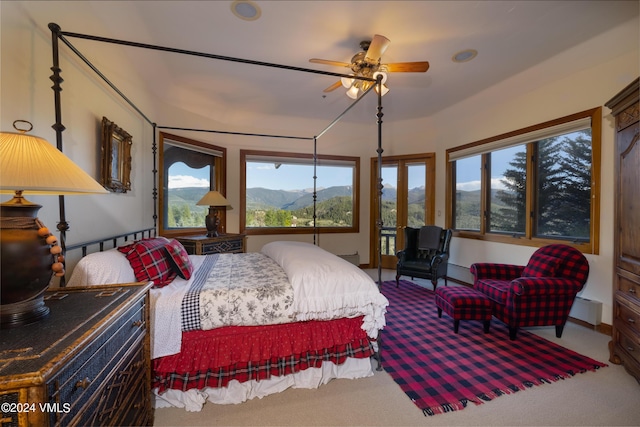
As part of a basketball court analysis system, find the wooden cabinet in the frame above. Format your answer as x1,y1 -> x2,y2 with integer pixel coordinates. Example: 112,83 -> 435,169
0,283 -> 153,426
175,233 -> 246,255
606,77 -> 640,383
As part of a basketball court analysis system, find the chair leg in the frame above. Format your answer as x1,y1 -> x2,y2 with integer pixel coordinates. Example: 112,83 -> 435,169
483,319 -> 490,334
453,319 -> 460,334
431,278 -> 438,292
509,326 -> 518,340
395,274 -> 400,288
555,323 -> 565,338
437,307 -> 442,318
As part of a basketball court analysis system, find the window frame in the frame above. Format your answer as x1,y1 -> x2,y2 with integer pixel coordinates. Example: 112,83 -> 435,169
158,132 -> 227,238
240,149 -> 360,235
445,107 -> 601,254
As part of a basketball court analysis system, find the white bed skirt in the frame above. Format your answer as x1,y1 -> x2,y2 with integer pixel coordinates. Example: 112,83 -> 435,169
153,357 -> 374,412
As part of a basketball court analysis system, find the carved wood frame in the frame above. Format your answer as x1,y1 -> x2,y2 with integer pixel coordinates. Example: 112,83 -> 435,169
100,116 -> 132,193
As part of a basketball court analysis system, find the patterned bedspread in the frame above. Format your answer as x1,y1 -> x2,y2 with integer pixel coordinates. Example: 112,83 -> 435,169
181,253 -> 294,331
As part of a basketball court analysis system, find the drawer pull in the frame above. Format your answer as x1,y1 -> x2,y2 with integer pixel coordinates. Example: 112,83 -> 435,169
76,377 -> 92,389
627,346 -> 635,352
132,320 -> 143,327
628,318 -> 636,323
629,288 -> 636,293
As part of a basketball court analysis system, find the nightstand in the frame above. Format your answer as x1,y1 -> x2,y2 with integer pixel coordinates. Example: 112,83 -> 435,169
0,283 -> 153,427
175,233 -> 246,255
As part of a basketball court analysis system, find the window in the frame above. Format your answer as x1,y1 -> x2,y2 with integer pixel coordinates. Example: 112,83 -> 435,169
446,108 -> 601,253
241,150 -> 359,234
159,133 -> 226,237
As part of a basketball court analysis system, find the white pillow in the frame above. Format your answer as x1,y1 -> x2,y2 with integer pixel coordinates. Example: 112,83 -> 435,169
66,248 -> 136,287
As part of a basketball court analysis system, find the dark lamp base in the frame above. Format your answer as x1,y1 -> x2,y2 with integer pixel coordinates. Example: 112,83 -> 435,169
0,194 -> 54,329
0,295 -> 50,328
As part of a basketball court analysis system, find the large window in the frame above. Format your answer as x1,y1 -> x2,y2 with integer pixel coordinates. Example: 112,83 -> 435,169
446,108 -> 601,253
159,133 -> 226,237
241,150 -> 359,234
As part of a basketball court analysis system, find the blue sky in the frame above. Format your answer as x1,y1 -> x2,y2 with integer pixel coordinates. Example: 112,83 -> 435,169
168,150 -> 517,191
168,162 -> 353,190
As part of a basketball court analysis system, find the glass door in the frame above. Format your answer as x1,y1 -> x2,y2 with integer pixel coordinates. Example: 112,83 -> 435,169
371,154 -> 435,269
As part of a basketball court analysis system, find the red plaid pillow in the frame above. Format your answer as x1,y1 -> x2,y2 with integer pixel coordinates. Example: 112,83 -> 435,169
118,237 -> 177,287
521,253 -> 561,278
164,239 -> 193,280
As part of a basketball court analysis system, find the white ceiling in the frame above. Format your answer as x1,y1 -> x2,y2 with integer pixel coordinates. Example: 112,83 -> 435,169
13,1 -> 640,127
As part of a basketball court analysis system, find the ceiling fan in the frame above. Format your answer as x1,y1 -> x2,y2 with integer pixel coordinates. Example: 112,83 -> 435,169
309,34 -> 429,98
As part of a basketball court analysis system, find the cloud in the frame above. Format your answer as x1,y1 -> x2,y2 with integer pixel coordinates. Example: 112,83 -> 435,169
169,175 -> 209,188
456,178 -> 509,192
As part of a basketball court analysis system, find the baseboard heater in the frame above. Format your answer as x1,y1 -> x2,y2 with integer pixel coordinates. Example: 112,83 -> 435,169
570,296 -> 602,326
337,252 -> 360,266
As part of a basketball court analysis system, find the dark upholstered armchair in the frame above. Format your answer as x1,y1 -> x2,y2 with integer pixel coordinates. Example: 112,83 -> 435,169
471,244 -> 589,340
395,226 -> 452,291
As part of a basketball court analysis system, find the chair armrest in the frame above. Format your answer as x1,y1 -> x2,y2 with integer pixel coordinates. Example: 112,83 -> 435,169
396,249 -> 407,262
430,253 -> 449,269
470,263 -> 524,281
510,277 -> 584,296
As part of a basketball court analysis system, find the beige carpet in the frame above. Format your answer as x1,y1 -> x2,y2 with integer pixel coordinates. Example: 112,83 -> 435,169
154,274 -> 640,426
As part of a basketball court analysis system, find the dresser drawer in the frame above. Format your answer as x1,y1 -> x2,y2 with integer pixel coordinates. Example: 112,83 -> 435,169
202,238 -> 243,254
69,342 -> 148,426
617,330 -> 640,366
46,296 -> 146,426
618,273 -> 640,299
617,302 -> 640,334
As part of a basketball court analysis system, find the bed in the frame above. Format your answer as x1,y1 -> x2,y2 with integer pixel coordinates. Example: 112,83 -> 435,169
50,22 -> 390,412
67,236 -> 388,411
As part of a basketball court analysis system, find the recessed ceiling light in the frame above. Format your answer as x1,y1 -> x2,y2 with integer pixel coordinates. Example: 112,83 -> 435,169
231,0 -> 261,21
452,49 -> 478,63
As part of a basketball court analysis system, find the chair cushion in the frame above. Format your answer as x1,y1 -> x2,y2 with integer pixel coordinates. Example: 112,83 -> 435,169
474,279 -> 510,305
521,253 -> 561,278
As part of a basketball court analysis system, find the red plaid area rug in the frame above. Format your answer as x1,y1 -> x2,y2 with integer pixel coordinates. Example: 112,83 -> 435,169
380,280 -> 607,416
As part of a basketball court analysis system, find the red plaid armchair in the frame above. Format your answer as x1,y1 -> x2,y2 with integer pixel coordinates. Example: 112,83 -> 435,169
470,244 -> 589,340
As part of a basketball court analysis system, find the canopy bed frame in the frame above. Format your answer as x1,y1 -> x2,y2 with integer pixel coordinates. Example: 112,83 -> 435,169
47,22 -> 389,411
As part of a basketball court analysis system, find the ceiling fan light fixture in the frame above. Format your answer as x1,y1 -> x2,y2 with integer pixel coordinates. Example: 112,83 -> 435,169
452,49 -> 478,63
372,71 -> 388,84
375,83 -> 390,96
341,76 -> 355,89
231,0 -> 261,21
346,85 -> 359,99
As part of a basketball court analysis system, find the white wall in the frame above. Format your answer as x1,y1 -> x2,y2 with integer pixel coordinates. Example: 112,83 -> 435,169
1,2 -> 158,273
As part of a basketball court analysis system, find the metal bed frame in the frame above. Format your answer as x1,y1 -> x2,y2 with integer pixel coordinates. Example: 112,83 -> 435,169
48,22 -> 386,367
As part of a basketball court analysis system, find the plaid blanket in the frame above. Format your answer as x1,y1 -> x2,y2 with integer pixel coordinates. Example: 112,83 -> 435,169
181,253 -> 294,331
381,280 -> 607,416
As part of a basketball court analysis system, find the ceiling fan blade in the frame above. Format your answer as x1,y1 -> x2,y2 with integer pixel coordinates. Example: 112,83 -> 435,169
385,61 -> 430,73
309,58 -> 350,67
323,80 -> 343,93
365,34 -> 391,63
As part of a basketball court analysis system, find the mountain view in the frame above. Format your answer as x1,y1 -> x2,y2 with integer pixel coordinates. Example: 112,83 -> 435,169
166,186 -> 355,228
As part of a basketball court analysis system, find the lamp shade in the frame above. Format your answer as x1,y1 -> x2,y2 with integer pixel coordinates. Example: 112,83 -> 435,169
196,190 -> 232,208
0,131 -> 108,195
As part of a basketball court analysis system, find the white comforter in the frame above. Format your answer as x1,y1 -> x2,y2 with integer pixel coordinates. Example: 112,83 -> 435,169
151,241 -> 388,359
260,241 -> 388,337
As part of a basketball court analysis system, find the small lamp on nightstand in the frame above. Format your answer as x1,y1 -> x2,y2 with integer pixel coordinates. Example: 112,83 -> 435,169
196,190 -> 232,237
1,120 -> 108,328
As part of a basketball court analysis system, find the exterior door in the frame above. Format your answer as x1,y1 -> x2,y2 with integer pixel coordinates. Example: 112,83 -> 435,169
370,153 -> 435,269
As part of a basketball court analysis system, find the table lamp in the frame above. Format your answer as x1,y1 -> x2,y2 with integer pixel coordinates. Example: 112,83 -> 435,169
0,121 -> 108,328
196,190 -> 232,237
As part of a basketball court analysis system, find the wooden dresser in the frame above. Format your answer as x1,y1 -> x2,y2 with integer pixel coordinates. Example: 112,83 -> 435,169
605,77 -> 640,383
0,283 -> 153,426
175,233 -> 246,255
